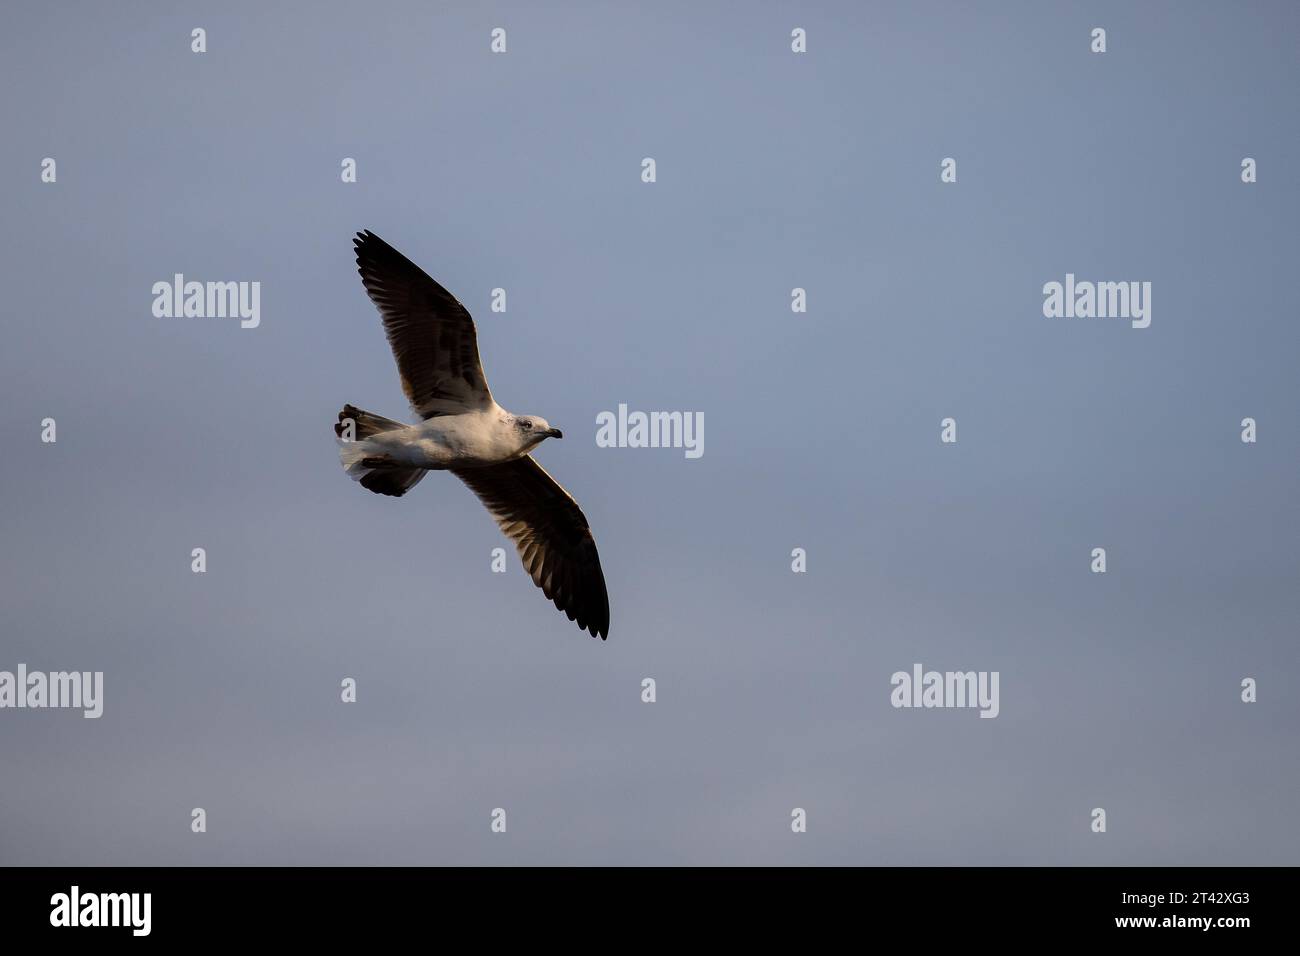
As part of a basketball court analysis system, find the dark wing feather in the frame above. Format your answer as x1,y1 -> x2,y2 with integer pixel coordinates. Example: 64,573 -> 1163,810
353,230 -> 494,418
453,456 -> 610,640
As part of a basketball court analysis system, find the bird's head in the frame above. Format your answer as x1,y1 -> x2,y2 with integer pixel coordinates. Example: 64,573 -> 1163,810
515,415 -> 563,449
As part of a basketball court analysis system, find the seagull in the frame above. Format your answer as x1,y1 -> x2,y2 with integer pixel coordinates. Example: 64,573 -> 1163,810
334,230 -> 610,640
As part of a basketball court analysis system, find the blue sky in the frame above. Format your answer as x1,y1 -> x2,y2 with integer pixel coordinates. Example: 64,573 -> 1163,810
0,1 -> 1296,864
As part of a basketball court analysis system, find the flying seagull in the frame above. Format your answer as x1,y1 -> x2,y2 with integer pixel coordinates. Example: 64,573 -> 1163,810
334,230 -> 610,640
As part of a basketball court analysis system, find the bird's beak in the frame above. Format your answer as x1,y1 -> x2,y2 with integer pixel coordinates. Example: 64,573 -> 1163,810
547,428 -> 563,439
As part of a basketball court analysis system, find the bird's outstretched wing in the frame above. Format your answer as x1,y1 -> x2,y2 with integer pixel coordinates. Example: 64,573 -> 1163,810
354,230 -> 494,418
453,456 -> 610,640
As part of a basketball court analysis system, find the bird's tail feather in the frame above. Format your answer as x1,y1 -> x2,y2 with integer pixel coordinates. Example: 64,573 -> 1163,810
335,403 -> 404,441
335,405 -> 427,498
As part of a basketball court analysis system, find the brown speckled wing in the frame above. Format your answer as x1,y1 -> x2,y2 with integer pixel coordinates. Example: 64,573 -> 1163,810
453,456 -> 610,640
354,230 -> 494,418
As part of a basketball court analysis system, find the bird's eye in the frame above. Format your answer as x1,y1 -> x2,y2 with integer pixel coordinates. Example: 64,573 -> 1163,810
520,420 -> 532,430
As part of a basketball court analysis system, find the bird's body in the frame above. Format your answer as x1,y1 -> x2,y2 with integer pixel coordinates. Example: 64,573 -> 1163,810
335,230 -> 610,639
352,407 -> 546,471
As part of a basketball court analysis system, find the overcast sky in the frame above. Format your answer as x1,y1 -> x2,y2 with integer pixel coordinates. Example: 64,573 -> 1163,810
1,0 -> 1297,865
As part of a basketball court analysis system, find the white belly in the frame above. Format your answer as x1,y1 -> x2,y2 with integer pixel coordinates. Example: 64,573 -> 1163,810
367,409 -> 519,469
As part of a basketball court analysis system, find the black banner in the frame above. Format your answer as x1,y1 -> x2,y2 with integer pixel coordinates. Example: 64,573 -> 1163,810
0,867 -> 1285,941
